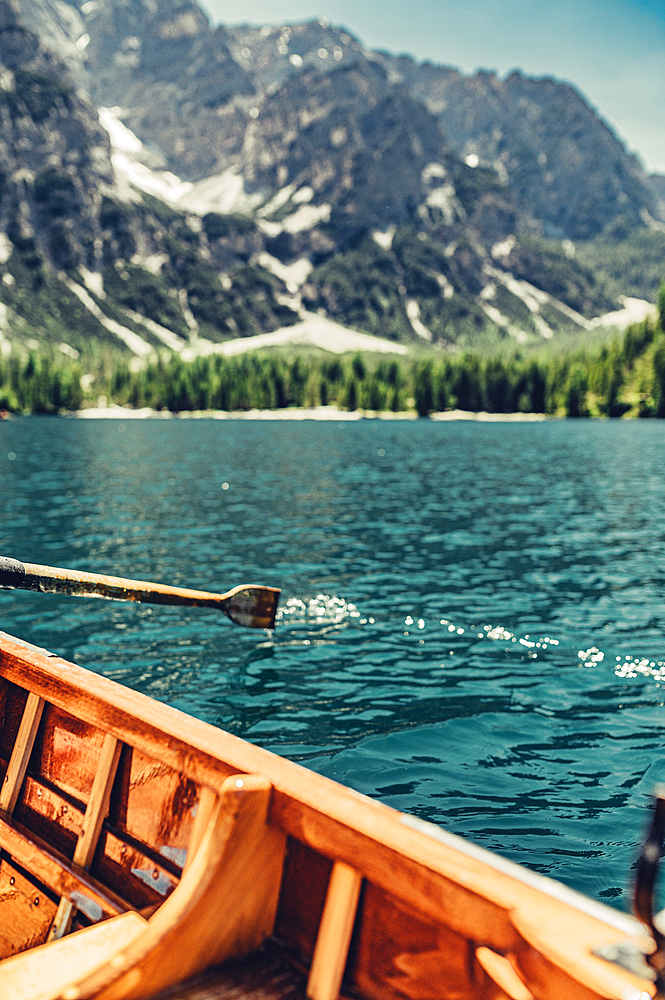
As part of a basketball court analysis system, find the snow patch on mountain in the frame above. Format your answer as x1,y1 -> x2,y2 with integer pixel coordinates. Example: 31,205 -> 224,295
592,298 -> 657,329
217,314 -> 409,357
64,278 -> 154,356
255,254 -> 313,293
485,266 -> 590,335
406,299 -> 432,342
99,107 -> 263,216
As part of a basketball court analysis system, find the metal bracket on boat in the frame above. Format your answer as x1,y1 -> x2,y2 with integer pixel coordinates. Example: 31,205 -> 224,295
592,940 -> 656,982
627,787 -> 665,993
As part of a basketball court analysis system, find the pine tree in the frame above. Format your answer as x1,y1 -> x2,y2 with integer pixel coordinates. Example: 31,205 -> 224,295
564,366 -> 590,417
414,361 -> 434,417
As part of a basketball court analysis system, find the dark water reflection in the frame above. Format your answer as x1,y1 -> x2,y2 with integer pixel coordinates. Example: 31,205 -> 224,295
2,415 -> 665,910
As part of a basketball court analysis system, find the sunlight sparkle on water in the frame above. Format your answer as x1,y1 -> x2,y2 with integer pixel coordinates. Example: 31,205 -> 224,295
614,656 -> 665,681
485,625 -> 514,641
281,594 -> 665,685
277,594 -> 373,626
578,647 -> 604,665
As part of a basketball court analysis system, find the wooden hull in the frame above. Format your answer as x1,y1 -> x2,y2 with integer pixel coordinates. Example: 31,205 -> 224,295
0,629 -> 657,1000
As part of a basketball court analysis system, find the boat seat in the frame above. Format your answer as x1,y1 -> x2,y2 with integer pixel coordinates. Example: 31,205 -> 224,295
0,911 -> 148,1000
0,772 -> 286,1000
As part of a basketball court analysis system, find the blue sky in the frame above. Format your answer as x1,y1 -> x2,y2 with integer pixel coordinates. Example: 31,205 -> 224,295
201,0 -> 665,174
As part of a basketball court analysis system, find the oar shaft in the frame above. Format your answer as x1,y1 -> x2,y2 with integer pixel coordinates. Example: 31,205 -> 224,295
0,557 -> 225,608
0,556 -> 280,629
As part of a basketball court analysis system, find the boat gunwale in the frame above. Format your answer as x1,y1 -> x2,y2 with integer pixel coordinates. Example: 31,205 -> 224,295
0,629 -> 655,999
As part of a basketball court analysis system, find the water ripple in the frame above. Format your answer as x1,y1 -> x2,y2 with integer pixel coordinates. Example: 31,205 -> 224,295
3,418 -> 665,910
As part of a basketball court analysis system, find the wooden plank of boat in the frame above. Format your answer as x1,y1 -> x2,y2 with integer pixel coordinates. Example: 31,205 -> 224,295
0,628 -> 658,1000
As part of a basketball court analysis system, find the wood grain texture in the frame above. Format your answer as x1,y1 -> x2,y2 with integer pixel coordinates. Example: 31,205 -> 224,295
66,774 -> 286,1000
0,682 -> 29,768
0,631 -> 657,1000
0,692 -> 45,815
307,863 -> 361,1000
275,839 -> 331,965
117,746 -> 197,857
10,774 -> 176,911
346,881 -> 480,1000
0,814 -> 127,919
50,735 -> 123,940
182,786 -> 216,876
0,911 -> 148,1000
76,735 -> 122,871
0,855 -> 57,960
30,705 -> 108,805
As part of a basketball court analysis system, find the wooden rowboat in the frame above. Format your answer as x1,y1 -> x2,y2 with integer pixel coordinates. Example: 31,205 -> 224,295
0,627 -> 660,1000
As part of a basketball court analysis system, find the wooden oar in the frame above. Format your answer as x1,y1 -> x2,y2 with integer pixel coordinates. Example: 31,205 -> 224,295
0,556 -> 280,629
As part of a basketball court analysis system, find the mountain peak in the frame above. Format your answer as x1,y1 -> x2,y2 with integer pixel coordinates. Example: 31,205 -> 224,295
0,0 -> 661,366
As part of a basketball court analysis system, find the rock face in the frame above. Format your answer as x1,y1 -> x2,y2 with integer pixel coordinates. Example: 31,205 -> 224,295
82,0 -> 255,179
76,6 -> 661,240
0,0 -> 660,359
373,54 -> 660,241
0,0 -> 114,273
651,175 -> 665,219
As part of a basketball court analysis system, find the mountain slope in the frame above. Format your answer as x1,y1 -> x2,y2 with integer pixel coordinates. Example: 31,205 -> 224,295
373,54 -> 661,240
0,0 -> 659,364
74,3 -> 661,240
0,0 -> 113,274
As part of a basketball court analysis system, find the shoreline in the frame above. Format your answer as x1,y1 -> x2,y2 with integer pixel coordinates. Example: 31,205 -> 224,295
73,404 -> 551,422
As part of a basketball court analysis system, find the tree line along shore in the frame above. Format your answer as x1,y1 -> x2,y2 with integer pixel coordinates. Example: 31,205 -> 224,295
1,285 -> 664,420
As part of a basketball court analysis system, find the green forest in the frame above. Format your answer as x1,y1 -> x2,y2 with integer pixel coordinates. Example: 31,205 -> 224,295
1,283 -> 664,420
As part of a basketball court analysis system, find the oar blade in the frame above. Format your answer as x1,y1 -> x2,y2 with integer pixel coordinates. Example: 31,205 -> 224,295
221,586 -> 281,629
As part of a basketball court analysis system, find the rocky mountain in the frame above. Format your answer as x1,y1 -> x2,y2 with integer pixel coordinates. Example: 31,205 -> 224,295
652,175 -> 665,219
374,54 -> 662,242
0,0 -> 661,364
0,0 -> 112,271
78,6 -> 661,239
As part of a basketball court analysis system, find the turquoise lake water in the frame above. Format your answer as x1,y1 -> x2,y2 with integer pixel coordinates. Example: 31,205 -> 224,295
2,415 -> 665,912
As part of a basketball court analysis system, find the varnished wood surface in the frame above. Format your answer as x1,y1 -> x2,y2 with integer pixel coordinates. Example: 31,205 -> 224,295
50,734 -> 123,939
0,692 -> 44,814
0,630 -> 658,1000
0,911 -> 148,1000
307,862 -> 361,1000
0,813 -> 127,918
0,775 -> 287,1000
12,561 -> 280,630
84,774 -> 286,1000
